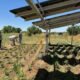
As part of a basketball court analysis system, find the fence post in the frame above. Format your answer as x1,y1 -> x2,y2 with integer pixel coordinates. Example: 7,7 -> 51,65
71,24 -> 74,45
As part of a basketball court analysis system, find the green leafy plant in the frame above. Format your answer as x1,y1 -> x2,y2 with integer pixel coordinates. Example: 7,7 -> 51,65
13,63 -> 27,80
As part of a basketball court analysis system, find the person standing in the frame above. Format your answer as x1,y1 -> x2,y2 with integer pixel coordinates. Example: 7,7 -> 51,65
0,31 -> 2,49
19,31 -> 22,44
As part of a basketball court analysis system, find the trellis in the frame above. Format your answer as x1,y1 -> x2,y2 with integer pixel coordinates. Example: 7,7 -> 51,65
10,0 -> 80,79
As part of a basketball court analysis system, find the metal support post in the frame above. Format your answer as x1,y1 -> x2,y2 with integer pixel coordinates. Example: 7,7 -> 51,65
45,28 -> 49,52
71,24 -> 74,45
48,29 -> 51,44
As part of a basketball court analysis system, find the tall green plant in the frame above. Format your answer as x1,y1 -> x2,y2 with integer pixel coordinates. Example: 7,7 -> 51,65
13,63 -> 27,80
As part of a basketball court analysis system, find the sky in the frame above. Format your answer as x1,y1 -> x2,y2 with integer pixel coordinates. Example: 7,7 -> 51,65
0,0 -> 80,32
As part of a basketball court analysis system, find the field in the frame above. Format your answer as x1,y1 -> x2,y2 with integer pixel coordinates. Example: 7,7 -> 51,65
2,33 -> 45,48
2,33 -> 80,48
0,33 -> 80,80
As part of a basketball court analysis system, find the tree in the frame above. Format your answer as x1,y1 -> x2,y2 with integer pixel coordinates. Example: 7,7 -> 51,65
27,26 -> 42,36
16,28 -> 21,33
2,25 -> 22,33
67,26 -> 80,35
3,25 -> 12,33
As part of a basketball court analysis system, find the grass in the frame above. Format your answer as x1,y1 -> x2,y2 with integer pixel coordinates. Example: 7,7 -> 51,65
2,33 -> 45,47
2,33 -> 80,48
50,33 -> 80,45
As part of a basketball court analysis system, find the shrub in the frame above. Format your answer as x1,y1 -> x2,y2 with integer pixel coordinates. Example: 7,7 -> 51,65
67,26 -> 80,35
27,25 -> 42,36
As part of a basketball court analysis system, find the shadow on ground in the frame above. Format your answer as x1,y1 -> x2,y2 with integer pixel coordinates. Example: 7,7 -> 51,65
34,44 -> 80,80
34,69 -> 80,80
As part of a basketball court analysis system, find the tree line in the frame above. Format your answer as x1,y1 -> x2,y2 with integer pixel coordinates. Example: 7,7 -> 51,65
1,25 -> 42,36
1,25 -> 80,36
2,25 -> 21,33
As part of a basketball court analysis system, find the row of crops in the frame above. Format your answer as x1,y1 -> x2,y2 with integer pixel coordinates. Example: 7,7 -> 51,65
35,44 -> 80,80
48,44 -> 80,65
0,44 -> 38,80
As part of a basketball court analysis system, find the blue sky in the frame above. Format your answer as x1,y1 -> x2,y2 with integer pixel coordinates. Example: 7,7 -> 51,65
0,0 -> 80,32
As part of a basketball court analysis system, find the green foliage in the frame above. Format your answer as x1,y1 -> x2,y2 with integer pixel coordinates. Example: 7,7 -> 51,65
2,25 -> 21,33
16,27 -> 21,33
67,26 -> 80,35
27,26 -> 42,36
13,63 -> 27,80
2,76 -> 11,80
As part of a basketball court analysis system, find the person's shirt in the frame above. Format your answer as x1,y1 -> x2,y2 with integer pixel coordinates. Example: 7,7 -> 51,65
19,33 -> 22,39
